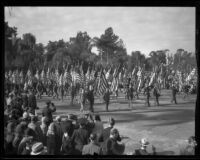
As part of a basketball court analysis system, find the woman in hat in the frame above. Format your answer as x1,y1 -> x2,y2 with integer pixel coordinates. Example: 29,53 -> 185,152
134,138 -> 156,155
31,142 -> 47,155
46,122 -> 56,155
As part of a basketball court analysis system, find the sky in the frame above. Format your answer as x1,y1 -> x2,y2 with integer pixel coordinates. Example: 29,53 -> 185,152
4,7 -> 195,56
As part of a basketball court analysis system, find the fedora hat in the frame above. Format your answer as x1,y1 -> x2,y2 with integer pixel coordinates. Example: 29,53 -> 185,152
31,142 -> 46,155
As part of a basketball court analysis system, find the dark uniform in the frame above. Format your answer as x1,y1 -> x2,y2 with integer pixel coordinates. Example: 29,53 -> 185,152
103,89 -> 110,112
53,83 -> 59,99
127,85 -> 134,108
87,89 -> 94,113
153,86 -> 160,106
36,82 -> 43,99
171,85 -> 178,104
144,86 -> 151,107
71,85 -> 76,104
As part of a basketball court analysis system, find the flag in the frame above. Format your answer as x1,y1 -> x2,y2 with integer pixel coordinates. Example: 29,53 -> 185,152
96,69 -> 108,96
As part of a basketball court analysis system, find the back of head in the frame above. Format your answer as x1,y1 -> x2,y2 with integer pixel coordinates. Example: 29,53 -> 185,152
31,116 -> 38,123
109,117 -> 115,127
89,133 -> 97,141
95,114 -> 101,121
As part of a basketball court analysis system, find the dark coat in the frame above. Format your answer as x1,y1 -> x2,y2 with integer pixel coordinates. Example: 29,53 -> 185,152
28,93 -> 37,109
103,137 -> 125,155
71,127 -> 89,154
61,135 -> 73,155
42,106 -> 56,124
47,133 -> 56,155
99,127 -> 113,142
87,90 -> 94,101
82,142 -> 102,155
60,120 -> 74,137
54,122 -> 63,154
103,91 -> 110,102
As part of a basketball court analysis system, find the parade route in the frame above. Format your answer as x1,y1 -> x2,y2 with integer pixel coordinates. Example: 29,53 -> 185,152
36,89 -> 196,155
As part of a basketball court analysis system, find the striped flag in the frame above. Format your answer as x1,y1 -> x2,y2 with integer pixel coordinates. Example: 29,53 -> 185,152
96,69 -> 108,96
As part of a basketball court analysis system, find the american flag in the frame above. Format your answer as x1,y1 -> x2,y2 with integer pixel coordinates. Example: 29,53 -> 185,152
96,69 -> 108,96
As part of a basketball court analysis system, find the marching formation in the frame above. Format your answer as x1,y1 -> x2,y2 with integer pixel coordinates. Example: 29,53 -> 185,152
5,63 -> 197,112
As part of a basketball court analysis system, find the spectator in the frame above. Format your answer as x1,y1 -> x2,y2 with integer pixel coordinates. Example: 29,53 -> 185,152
19,112 -> 31,124
71,118 -> 89,155
82,133 -> 102,155
28,116 -> 43,142
61,114 -> 75,138
42,101 -> 56,127
40,117 -> 48,146
92,114 -> 104,143
180,136 -> 197,155
12,121 -> 28,154
46,122 -> 56,155
99,117 -> 116,142
54,116 -> 63,155
5,121 -> 16,155
31,142 -> 47,155
135,138 -> 156,155
103,128 -> 125,155
60,128 -> 74,155
27,89 -> 37,115
17,128 -> 37,155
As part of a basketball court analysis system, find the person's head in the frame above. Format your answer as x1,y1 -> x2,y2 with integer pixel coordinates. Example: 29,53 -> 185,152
31,142 -> 47,155
31,116 -> 38,123
23,111 -> 29,120
46,100 -> 51,107
110,128 -> 119,140
89,85 -> 93,91
94,114 -> 101,122
78,118 -> 87,128
24,127 -> 35,140
139,138 -> 149,150
188,136 -> 197,147
109,117 -> 115,127
89,133 -> 97,143
55,116 -> 61,123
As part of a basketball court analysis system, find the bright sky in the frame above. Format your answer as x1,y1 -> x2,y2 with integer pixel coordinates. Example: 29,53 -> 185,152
4,7 -> 195,56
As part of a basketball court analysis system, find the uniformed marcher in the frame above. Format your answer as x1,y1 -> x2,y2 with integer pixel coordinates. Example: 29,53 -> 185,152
87,85 -> 94,113
79,88 -> 86,112
71,85 -> 76,105
171,83 -> 178,104
36,81 -> 43,99
153,84 -> 160,106
127,84 -> 134,109
53,82 -> 59,100
103,87 -> 111,112
144,83 -> 151,107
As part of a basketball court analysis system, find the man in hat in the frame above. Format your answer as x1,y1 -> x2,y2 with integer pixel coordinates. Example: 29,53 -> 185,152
82,133 -> 102,155
71,117 -> 90,155
135,138 -> 156,155
171,83 -> 178,104
31,142 -> 47,155
36,81 -> 43,99
42,101 -> 56,127
153,83 -> 160,106
144,83 -> 151,107
103,87 -> 111,112
103,128 -> 125,155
